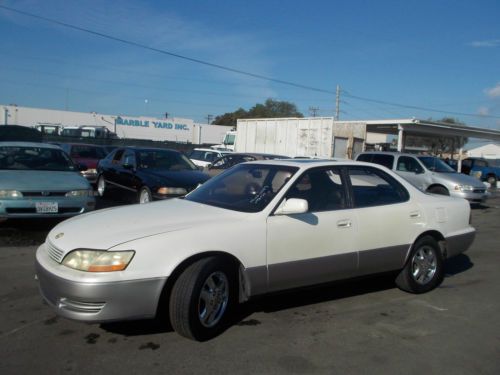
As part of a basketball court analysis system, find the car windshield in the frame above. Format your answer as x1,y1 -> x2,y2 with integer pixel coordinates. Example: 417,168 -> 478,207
186,164 -> 298,212
417,156 -> 455,173
0,146 -> 76,171
137,150 -> 197,171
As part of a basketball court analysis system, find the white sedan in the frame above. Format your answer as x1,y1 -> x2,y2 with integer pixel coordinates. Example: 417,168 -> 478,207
35,160 -> 475,341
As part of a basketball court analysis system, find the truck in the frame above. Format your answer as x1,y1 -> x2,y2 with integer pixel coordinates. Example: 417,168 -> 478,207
234,118 -> 367,159
210,129 -> 237,151
60,126 -> 117,139
461,157 -> 500,186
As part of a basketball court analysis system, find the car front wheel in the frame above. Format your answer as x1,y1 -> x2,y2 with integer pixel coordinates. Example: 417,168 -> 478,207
97,175 -> 106,197
427,186 -> 449,196
169,256 -> 235,341
395,235 -> 444,294
138,186 -> 152,204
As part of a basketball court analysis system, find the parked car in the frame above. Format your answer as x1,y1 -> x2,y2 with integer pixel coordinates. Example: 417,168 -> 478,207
204,152 -> 288,177
96,147 -> 210,203
36,159 -> 474,341
58,143 -> 109,184
0,142 -> 95,219
460,158 -> 500,186
356,152 -> 488,203
0,125 -> 42,142
188,148 -> 231,168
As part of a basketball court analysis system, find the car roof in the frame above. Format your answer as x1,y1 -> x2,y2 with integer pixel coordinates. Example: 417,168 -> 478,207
0,141 -> 61,149
358,151 -> 433,158
243,158 -> 379,169
192,148 -> 229,152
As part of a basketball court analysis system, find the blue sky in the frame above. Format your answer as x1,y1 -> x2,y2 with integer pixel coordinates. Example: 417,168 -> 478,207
0,0 -> 499,128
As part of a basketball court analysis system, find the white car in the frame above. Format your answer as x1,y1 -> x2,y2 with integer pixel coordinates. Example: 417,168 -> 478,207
35,159 -> 475,341
188,148 -> 230,168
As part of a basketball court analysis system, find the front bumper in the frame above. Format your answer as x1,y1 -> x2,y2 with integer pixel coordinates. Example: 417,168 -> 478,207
0,196 -> 95,219
35,248 -> 166,323
450,190 -> 489,203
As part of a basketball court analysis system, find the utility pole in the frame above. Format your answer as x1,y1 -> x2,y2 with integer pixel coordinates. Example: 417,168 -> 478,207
309,106 -> 319,117
206,114 -> 213,124
335,85 -> 340,121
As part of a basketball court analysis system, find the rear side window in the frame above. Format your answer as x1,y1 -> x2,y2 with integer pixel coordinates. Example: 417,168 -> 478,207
347,167 -> 409,208
357,154 -> 394,169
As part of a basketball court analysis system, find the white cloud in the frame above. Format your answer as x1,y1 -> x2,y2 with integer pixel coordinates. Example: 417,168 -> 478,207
485,83 -> 500,98
478,106 -> 490,116
468,39 -> 500,48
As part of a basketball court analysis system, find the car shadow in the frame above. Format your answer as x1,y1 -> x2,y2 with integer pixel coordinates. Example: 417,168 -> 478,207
100,257 -> 475,339
101,273 -> 397,338
444,254 -> 474,277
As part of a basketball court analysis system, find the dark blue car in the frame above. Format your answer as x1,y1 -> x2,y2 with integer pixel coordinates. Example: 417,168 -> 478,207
96,147 -> 210,203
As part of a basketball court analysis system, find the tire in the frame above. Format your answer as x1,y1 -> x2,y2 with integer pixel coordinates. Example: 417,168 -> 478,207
138,186 -> 152,204
427,186 -> 449,196
395,236 -> 444,294
169,256 -> 236,341
486,175 -> 497,187
97,175 -> 107,197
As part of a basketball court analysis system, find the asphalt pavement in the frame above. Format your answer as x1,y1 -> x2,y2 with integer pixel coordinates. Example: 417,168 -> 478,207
0,194 -> 499,374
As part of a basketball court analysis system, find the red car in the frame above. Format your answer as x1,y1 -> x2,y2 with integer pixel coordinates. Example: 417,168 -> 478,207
59,143 -> 109,184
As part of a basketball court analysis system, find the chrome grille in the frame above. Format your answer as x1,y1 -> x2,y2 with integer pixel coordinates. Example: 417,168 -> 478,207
46,241 -> 65,263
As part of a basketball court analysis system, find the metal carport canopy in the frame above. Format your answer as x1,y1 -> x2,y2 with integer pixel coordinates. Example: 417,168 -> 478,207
366,118 -> 500,150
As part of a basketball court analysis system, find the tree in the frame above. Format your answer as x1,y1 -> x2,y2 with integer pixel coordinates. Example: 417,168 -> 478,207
212,99 -> 303,126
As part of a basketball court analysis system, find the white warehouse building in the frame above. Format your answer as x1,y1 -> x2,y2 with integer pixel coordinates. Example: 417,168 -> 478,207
1,104 -> 229,145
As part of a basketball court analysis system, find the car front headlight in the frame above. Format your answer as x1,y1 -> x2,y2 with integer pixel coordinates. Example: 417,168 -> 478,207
62,250 -> 135,272
0,190 -> 23,198
157,187 -> 187,195
65,189 -> 92,197
454,185 -> 474,192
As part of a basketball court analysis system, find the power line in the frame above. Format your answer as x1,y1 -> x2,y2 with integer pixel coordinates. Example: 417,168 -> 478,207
0,4 -> 336,95
342,90 -> 500,120
2,5 -> 499,121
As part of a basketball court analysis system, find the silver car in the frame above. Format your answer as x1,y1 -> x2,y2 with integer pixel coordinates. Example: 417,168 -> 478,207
0,142 -> 95,219
356,152 -> 488,203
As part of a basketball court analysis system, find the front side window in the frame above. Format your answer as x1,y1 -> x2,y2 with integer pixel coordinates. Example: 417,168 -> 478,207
397,156 -> 423,173
186,164 -> 298,212
417,156 -> 455,173
0,146 -> 75,171
285,168 -> 347,212
348,167 -> 409,208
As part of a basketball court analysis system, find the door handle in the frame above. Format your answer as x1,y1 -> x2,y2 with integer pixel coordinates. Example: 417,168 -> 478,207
409,211 -> 421,218
337,219 -> 352,228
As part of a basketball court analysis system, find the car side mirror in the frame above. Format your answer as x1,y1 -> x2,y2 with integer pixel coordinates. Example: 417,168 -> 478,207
275,198 -> 308,215
77,163 -> 88,171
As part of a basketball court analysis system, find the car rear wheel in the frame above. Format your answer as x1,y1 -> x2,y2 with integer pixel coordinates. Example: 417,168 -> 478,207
97,175 -> 106,197
138,186 -> 152,204
169,256 -> 235,341
427,186 -> 449,196
396,236 -> 444,294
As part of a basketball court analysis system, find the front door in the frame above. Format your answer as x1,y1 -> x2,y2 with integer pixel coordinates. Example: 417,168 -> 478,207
266,167 -> 358,292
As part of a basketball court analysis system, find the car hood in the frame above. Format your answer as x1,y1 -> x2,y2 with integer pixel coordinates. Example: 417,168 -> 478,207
145,169 -> 210,186
0,170 -> 90,190
47,199 -> 242,252
435,172 -> 485,187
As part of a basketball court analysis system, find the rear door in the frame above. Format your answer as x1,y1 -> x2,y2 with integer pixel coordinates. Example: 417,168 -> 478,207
346,166 -> 421,274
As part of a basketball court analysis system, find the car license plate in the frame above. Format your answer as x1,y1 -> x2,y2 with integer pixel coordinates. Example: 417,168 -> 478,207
36,202 -> 58,213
